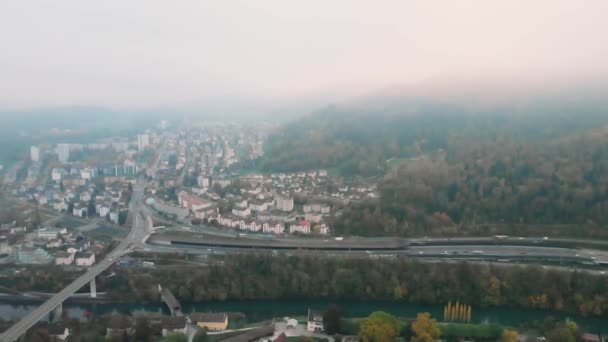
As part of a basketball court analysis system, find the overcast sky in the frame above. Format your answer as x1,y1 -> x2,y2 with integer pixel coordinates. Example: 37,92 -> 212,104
1,0 -> 607,108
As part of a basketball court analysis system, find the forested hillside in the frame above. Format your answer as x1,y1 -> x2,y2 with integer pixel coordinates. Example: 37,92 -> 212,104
261,82 -> 608,236
331,128 -> 608,236
261,90 -> 608,177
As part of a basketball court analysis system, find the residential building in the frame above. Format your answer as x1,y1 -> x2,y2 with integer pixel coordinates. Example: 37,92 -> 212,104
30,146 -> 40,162
275,195 -> 294,212
304,213 -> 322,223
189,313 -> 229,331
319,223 -> 330,235
55,251 -> 74,266
307,308 -> 324,332
37,195 -> 48,205
53,200 -> 69,212
109,210 -> 120,224
262,222 -> 284,235
56,144 -> 70,163
214,179 -> 231,188
96,204 -> 110,218
137,134 -> 150,151
80,192 -> 91,202
106,314 -> 135,338
248,200 -> 268,212
51,168 -> 67,182
73,204 -> 87,218
13,246 -> 54,264
232,205 -> 251,218
304,203 -> 330,214
66,239 -> 90,254
46,239 -> 62,248
197,175 -> 210,187
80,168 -> 95,181
75,252 -> 95,266
161,316 -> 188,337
36,227 -> 67,240
0,241 -> 12,255
193,205 -> 218,219
178,191 -> 213,211
289,220 -> 311,234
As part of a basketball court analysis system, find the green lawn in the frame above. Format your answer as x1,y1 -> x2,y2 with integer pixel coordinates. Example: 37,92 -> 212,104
89,225 -> 128,240
439,322 -> 504,339
58,217 -> 86,229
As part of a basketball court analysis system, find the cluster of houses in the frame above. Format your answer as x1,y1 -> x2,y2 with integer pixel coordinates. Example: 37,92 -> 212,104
103,312 -> 229,340
268,170 -> 379,201
0,222 -> 102,266
172,187 -> 331,235
114,308 -> 322,339
11,166 -> 135,224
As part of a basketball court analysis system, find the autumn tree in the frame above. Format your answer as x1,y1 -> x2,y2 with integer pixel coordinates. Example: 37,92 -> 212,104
502,329 -> 519,342
546,327 -> 576,342
359,311 -> 401,342
410,312 -> 441,342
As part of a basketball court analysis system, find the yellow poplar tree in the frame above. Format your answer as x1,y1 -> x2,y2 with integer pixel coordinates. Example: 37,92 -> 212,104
449,303 -> 454,321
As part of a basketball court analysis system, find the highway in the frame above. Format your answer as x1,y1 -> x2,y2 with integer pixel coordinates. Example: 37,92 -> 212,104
141,230 -> 608,268
0,181 -> 150,342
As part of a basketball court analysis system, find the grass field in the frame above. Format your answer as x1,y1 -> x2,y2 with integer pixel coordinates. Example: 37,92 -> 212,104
89,225 -> 128,240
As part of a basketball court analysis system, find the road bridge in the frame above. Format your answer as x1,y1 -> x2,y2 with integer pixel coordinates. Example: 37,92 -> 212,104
0,181 -> 149,342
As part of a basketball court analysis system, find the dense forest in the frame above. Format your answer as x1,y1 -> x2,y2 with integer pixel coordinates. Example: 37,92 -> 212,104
91,254 -> 608,318
331,128 -> 608,237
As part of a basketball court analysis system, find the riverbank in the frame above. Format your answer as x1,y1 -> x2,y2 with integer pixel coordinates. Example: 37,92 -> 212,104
1,299 -> 608,333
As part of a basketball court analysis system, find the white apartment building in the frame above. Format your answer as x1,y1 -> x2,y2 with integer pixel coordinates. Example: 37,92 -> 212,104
55,252 -> 74,266
137,134 -> 150,151
75,252 -> 95,266
30,146 -> 40,162
56,144 -> 70,163
275,195 -> 294,212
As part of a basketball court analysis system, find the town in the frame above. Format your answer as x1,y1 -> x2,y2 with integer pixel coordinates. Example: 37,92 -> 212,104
0,119 -> 380,268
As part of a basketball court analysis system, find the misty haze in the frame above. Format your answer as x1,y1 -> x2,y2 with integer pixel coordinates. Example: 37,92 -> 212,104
1,1 -> 608,342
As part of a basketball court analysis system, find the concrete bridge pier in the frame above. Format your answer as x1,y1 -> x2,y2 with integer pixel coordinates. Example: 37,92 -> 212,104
90,278 -> 97,298
52,303 -> 63,322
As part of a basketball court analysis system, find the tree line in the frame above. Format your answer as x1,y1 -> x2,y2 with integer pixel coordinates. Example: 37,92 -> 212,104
96,254 -> 608,317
